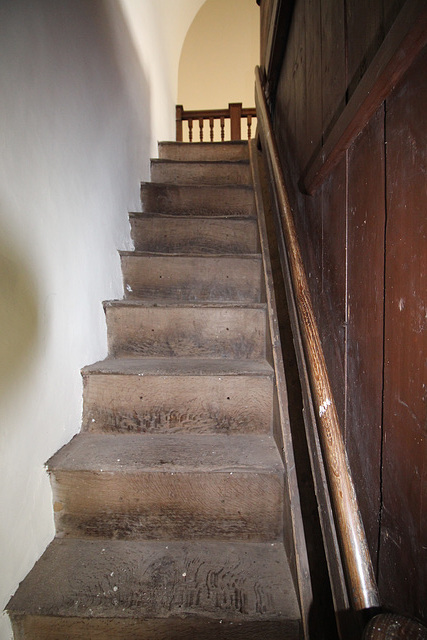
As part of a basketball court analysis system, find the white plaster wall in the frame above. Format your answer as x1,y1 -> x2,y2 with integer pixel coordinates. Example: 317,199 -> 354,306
119,0 -> 207,147
0,1 -> 197,637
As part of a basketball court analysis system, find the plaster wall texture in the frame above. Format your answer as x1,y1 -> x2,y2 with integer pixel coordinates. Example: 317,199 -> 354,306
0,1 -> 199,636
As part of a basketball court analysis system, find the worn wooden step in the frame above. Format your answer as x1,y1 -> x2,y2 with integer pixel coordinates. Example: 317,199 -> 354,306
47,433 -> 284,541
130,214 -> 259,255
141,183 -> 255,217
121,252 -> 263,303
150,159 -> 252,186
158,140 -> 249,162
7,538 -> 300,639
104,301 -> 267,360
81,357 -> 273,435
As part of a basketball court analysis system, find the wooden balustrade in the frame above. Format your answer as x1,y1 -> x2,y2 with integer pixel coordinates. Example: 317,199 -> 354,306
176,103 -> 256,142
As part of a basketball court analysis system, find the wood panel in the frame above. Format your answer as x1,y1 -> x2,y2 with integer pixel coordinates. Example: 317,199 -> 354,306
303,0 -> 322,168
347,107 -> 385,567
320,157 -> 347,429
346,0 -> 384,98
380,46 -> 427,624
321,0 -> 346,137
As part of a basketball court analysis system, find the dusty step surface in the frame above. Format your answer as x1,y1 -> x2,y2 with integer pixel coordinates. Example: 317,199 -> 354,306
158,140 -> 249,162
140,183 -> 255,217
104,301 -> 267,359
82,357 -> 273,435
8,538 -> 300,640
150,159 -> 252,186
121,252 -> 263,303
48,433 -> 284,541
130,214 -> 259,255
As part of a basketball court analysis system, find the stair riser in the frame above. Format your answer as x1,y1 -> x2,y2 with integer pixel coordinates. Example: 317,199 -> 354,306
10,615 -> 298,640
105,306 -> 266,359
121,255 -> 263,303
141,183 -> 255,217
130,216 -> 259,255
82,374 -> 273,434
150,161 -> 251,186
158,141 -> 249,162
50,471 -> 284,541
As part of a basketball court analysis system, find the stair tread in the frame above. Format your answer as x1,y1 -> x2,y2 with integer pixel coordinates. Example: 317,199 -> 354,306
82,357 -> 274,377
141,182 -> 253,192
120,250 -> 261,259
104,299 -> 267,309
151,159 -> 250,166
8,538 -> 299,622
129,212 -> 257,220
48,433 -> 283,473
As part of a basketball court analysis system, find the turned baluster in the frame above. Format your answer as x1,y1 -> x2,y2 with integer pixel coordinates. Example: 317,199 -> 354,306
188,118 -> 193,143
199,117 -> 204,142
220,116 -> 225,142
247,115 -> 253,140
209,117 -> 215,142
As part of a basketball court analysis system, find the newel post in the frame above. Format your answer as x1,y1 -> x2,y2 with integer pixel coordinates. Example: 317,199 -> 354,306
176,105 -> 183,142
229,103 -> 242,140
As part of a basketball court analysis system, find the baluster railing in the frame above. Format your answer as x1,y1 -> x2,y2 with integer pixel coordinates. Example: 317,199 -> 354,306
176,103 -> 257,142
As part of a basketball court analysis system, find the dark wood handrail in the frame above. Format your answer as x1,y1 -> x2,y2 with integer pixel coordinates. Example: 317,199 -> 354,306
301,0 -> 427,194
176,103 -> 257,143
255,64 -> 380,614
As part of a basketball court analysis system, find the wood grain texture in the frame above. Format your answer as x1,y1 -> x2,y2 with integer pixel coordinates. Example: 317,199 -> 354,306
303,0 -> 427,194
380,46 -> 427,623
347,107 -> 385,568
8,538 -> 300,639
105,302 -> 267,360
158,141 -> 249,162
150,160 -> 251,186
140,183 -> 255,217
256,66 -> 379,611
82,357 -> 273,435
121,253 -> 263,303
130,214 -> 259,255
49,434 -> 284,541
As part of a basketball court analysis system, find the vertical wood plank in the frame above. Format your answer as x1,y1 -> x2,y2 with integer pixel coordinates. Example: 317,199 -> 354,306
380,46 -> 427,624
321,0 -> 346,137
347,107 -> 385,568
303,0 -> 322,168
320,158 -> 347,429
229,103 -> 242,141
346,0 -> 384,98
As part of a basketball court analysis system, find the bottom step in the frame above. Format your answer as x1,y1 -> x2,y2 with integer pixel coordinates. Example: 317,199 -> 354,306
8,538 -> 300,639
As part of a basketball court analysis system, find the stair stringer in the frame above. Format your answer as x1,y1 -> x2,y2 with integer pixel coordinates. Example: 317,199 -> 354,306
249,139 -> 312,639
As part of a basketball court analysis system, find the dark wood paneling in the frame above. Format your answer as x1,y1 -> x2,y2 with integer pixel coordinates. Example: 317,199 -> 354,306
346,0 -> 384,97
320,158 -> 347,429
321,0 -> 346,137
266,0 -> 427,625
380,45 -> 427,624
347,107 -> 385,568
303,0 -> 322,168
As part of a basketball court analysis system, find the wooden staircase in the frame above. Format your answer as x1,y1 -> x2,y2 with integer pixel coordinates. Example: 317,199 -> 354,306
7,141 -> 302,639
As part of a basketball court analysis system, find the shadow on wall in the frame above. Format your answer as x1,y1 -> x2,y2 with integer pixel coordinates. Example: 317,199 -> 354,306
0,216 -> 39,403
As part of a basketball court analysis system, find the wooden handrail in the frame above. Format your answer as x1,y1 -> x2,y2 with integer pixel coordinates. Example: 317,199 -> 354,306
176,103 -> 257,143
301,0 -> 427,194
255,65 -> 380,613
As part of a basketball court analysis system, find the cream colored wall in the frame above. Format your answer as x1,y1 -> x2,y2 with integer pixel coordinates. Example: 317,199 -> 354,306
0,1 -> 203,638
178,0 -> 260,110
119,0 -> 207,146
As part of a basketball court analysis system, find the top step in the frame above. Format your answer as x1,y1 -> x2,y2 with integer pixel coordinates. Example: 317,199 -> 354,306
158,141 -> 249,162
